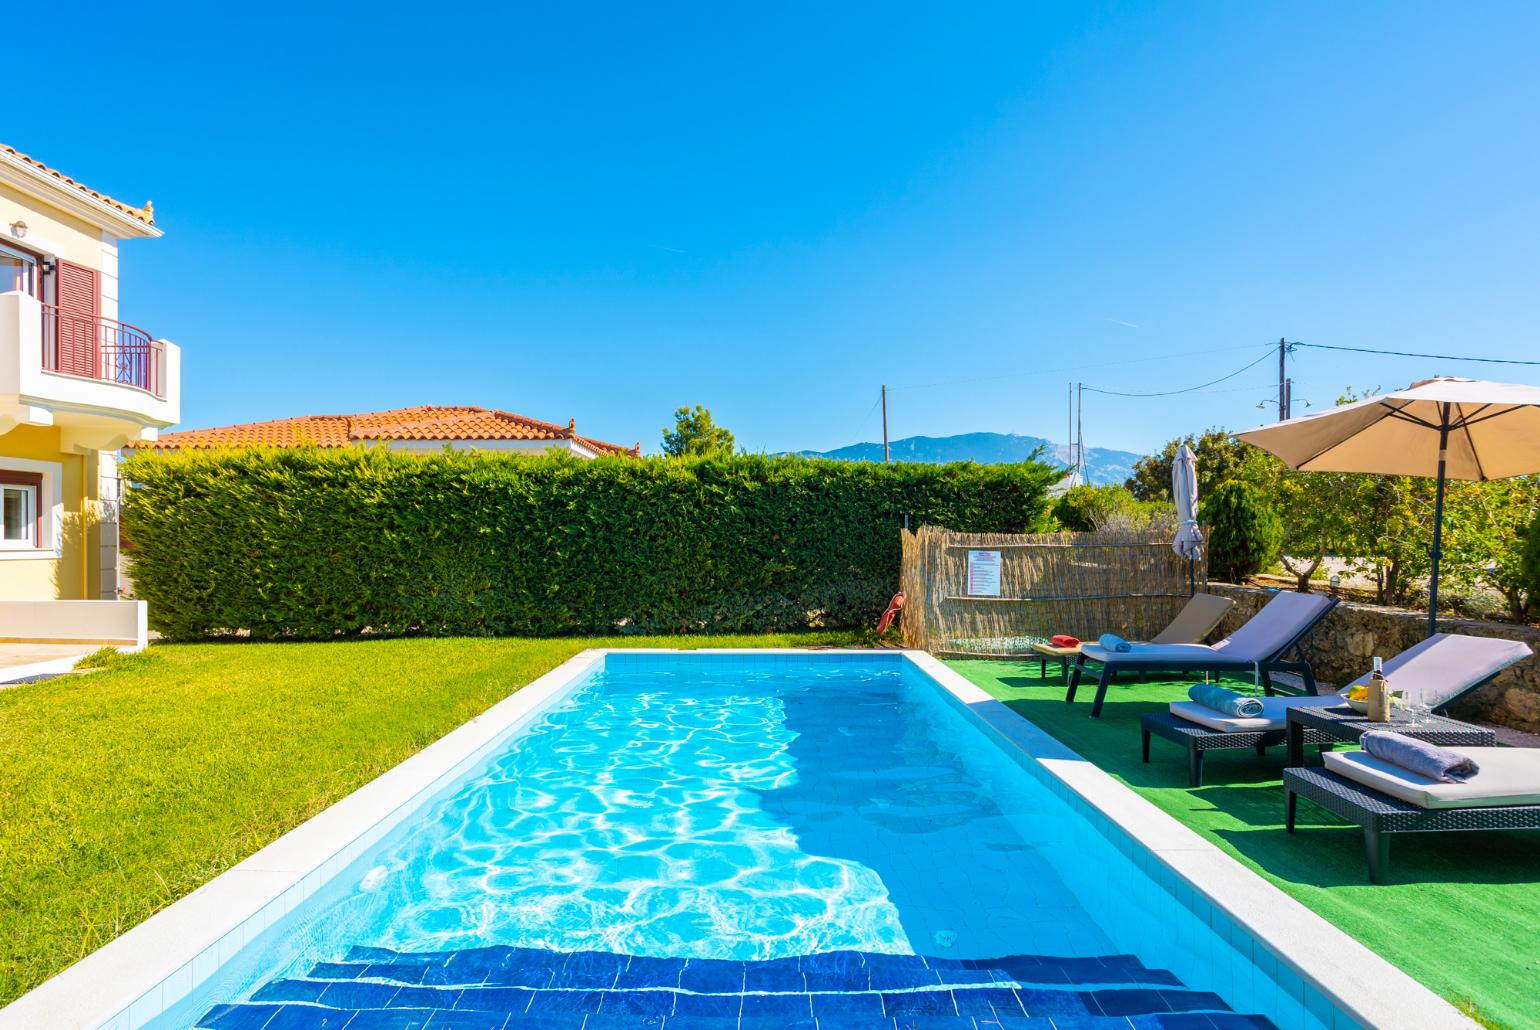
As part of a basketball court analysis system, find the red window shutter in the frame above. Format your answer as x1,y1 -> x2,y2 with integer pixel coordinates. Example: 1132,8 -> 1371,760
54,260 -> 101,378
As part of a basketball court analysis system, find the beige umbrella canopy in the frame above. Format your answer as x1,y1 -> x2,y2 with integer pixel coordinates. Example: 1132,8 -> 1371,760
1238,377 -> 1540,634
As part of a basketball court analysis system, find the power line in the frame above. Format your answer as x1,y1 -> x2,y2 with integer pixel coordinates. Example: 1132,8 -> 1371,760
1081,350 -> 1274,398
1292,342 -> 1540,366
886,342 -> 1271,392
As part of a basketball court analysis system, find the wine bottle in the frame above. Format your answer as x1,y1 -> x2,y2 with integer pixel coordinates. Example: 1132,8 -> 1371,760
1368,655 -> 1390,722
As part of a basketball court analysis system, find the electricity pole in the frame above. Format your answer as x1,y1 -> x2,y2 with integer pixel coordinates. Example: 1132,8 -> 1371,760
1277,337 -> 1289,421
881,384 -> 889,463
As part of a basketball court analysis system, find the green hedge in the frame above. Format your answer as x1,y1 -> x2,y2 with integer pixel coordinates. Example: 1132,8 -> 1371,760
119,448 -> 1058,640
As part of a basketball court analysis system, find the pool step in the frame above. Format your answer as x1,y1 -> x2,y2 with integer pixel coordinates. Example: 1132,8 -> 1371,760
197,946 -> 1278,1029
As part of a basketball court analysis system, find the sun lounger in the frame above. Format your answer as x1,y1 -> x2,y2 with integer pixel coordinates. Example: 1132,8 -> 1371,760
1147,592 -> 1234,644
1142,633 -> 1533,785
1066,591 -> 1337,718
1285,748 -> 1540,883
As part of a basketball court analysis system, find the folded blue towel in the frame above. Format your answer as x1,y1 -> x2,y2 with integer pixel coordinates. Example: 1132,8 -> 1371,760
1361,731 -> 1480,783
1098,633 -> 1132,653
1188,683 -> 1264,717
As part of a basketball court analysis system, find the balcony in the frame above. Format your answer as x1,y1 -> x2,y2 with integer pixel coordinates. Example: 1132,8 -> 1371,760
0,290 -> 180,449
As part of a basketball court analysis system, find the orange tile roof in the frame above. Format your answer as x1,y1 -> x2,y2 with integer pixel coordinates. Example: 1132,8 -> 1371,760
131,406 -> 640,456
1,143 -> 156,226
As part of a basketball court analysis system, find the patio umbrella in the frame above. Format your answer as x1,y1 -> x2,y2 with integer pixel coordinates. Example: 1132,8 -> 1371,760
1237,377 -> 1540,635
1171,443 -> 1203,593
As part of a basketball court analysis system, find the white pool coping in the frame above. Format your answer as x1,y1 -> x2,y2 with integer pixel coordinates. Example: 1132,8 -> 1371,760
0,648 -> 1474,1030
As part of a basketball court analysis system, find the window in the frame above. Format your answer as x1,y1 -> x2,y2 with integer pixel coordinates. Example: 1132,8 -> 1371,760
0,471 -> 43,549
0,241 -> 38,296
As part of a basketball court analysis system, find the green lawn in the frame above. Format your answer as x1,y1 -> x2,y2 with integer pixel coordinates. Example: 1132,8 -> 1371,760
950,658 -> 1540,1030
0,632 -> 863,1005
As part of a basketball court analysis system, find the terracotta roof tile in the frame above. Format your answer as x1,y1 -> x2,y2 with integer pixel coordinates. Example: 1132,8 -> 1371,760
1,143 -> 156,226
130,406 -> 639,457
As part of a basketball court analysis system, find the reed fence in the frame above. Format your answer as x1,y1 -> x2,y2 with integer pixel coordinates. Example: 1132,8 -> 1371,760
899,524 -> 1206,655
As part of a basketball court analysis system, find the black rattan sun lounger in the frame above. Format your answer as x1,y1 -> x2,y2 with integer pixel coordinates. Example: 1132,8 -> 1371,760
1065,592 -> 1338,718
1284,765 -> 1540,884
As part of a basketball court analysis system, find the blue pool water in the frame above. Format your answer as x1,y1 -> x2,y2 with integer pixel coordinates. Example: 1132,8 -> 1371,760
159,655 -> 1282,1029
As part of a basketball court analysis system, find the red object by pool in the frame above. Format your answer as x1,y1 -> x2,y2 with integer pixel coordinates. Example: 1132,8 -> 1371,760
1050,634 -> 1081,648
876,593 -> 905,634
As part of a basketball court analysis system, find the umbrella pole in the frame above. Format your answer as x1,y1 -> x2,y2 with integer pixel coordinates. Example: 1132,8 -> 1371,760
1427,418 -> 1450,637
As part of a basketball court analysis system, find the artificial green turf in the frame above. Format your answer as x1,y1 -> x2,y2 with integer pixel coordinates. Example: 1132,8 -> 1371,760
950,658 -> 1540,1030
0,631 -> 863,1005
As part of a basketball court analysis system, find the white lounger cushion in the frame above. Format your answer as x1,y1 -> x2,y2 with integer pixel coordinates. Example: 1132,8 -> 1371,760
1082,642 -> 1231,663
1169,694 -> 1345,732
1324,747 -> 1540,809
1340,632 -> 1534,709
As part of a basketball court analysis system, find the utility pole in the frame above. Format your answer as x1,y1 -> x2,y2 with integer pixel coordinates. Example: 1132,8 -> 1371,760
1075,382 -> 1084,483
881,384 -> 889,463
1277,337 -> 1289,422
1067,382 -> 1073,476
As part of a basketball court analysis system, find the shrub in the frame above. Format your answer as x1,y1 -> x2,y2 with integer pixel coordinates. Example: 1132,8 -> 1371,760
119,449 -> 1058,640
1521,508 -> 1540,617
1201,480 -> 1283,582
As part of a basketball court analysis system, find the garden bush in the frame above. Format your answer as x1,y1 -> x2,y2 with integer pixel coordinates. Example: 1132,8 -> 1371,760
1201,480 -> 1283,582
119,449 -> 1058,640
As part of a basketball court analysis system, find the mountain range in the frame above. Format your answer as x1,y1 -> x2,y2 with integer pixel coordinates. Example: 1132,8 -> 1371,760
792,432 -> 1143,486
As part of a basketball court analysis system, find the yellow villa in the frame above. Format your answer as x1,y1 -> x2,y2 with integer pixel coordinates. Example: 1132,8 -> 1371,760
0,143 -> 179,654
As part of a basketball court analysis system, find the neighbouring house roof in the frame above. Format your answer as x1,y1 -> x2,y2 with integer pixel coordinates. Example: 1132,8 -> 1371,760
130,406 -> 641,457
0,143 -> 156,227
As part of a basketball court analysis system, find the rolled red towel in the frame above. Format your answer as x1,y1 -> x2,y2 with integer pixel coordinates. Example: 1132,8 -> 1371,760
1050,634 -> 1080,648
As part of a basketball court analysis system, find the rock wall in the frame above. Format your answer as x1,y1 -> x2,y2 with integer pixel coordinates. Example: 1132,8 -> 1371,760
1205,582 -> 1540,733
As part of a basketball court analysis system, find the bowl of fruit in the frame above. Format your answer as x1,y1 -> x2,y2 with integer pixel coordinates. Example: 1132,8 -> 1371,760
1345,684 -> 1370,714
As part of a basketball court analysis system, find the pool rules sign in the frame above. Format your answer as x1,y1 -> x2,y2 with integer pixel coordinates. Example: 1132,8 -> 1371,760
966,549 -> 1002,597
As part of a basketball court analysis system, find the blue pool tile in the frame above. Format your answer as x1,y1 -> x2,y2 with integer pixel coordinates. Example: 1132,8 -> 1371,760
552,950 -> 623,989
196,1005 -> 279,1030
1203,1017 -> 1279,1030
616,954 -> 686,990
346,944 -> 404,962
867,953 -> 941,990
810,990 -> 888,1021
1015,989 -> 1092,1017
1092,988 -> 1171,1016
453,985 -> 535,1012
319,980 -> 405,1008
801,950 -> 870,991
523,988 -> 603,1016
735,1018 -> 818,1030
1158,990 -> 1228,1013
678,958 -> 745,993
671,990 -> 743,1019
597,989 -> 677,1019
1142,1015 -> 1216,1030
367,963 -> 431,984
953,988 -> 1029,1019
259,1006 -> 355,1030
882,989 -> 958,1017
742,955 -> 807,993
307,962 -> 362,980
993,1019 -> 1056,1030
740,992 -> 814,1020
342,1009 -> 436,1030
389,985 -> 460,1008
423,1011 -> 509,1030
487,949 -> 563,988
251,980 -> 327,1003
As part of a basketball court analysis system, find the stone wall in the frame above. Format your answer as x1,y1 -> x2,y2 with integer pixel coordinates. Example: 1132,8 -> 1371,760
1205,582 -> 1540,733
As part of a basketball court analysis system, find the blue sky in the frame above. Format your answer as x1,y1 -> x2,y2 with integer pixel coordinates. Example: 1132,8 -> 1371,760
8,2 -> 1537,456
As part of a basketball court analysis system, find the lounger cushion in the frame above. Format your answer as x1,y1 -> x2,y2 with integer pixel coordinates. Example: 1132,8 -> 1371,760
1340,633 -> 1534,710
1209,591 -> 1335,663
1169,694 -> 1345,732
1082,643 -> 1231,664
1324,748 -> 1540,809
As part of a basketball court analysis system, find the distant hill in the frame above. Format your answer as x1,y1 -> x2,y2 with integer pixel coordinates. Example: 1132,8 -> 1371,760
791,432 -> 1142,486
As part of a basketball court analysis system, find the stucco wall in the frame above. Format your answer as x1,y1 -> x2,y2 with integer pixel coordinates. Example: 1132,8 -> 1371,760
1206,582 -> 1540,734
0,180 -> 120,320
0,424 -> 100,600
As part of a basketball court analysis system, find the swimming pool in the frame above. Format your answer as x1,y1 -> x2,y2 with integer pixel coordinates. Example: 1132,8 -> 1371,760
4,651 -> 1471,1030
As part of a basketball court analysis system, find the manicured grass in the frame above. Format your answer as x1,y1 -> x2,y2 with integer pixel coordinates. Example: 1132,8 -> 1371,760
951,659 -> 1540,1030
0,632 -> 864,1004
